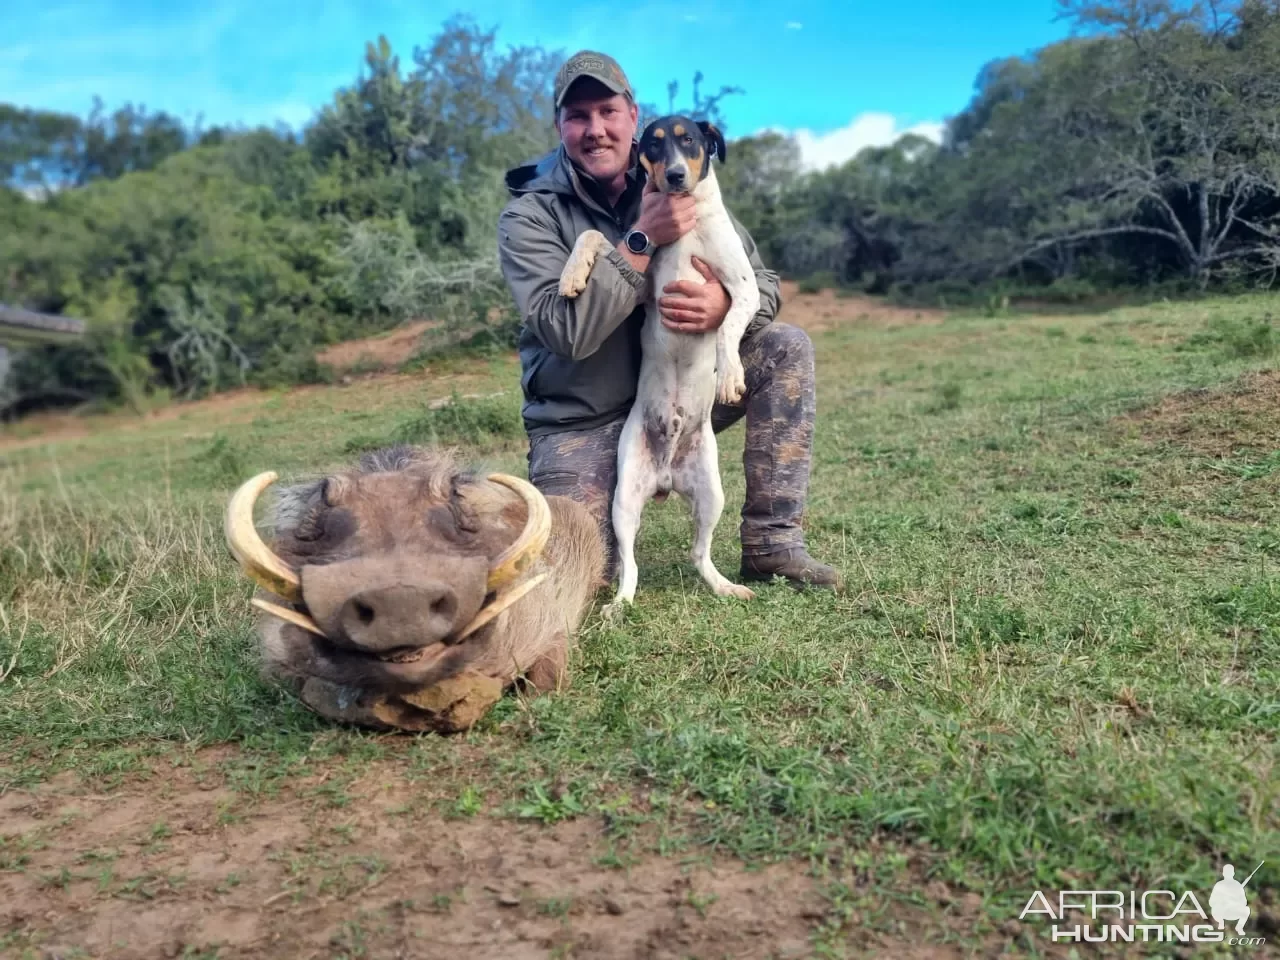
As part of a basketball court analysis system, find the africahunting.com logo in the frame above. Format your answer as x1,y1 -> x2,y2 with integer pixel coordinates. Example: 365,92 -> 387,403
1018,861 -> 1267,947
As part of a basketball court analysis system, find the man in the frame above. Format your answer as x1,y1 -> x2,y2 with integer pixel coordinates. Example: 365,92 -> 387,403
496,50 -> 838,589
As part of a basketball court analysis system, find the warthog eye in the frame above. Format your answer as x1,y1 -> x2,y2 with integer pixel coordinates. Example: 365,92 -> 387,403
448,477 -> 481,535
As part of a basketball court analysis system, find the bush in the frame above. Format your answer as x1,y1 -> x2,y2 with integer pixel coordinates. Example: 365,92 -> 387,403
343,390 -> 523,454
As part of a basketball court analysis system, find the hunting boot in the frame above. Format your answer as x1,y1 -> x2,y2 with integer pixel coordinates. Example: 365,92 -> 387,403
741,546 -> 840,589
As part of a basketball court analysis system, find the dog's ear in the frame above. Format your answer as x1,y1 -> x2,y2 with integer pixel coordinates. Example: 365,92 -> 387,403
697,120 -> 727,163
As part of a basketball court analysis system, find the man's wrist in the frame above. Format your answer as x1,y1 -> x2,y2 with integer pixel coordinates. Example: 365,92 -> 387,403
616,239 -> 650,273
624,225 -> 656,256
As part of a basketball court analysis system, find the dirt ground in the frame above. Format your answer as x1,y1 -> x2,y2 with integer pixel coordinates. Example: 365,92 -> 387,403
775,282 -> 947,334
316,320 -> 440,373
0,749 -> 1003,960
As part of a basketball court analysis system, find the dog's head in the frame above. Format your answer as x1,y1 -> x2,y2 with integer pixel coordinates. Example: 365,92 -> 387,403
638,115 -> 726,194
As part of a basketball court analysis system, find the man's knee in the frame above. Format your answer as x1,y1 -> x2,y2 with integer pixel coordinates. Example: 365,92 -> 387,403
744,321 -> 815,374
526,422 -> 622,523
768,321 -> 815,364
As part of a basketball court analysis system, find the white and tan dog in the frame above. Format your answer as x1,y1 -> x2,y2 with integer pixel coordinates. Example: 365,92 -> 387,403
558,114 -> 760,614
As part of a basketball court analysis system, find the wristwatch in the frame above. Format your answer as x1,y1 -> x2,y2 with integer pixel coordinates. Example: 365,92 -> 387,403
624,228 -> 655,257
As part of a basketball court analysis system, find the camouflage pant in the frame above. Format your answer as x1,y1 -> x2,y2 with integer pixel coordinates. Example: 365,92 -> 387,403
525,321 -> 816,577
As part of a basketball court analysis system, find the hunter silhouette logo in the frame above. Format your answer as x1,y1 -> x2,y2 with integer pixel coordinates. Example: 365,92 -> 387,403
1017,860 -> 1267,947
1210,862 -> 1263,936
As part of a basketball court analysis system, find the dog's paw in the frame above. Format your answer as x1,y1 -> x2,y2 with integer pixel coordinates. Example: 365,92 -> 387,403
559,231 -> 607,298
559,259 -> 591,298
714,581 -> 756,601
716,355 -> 747,405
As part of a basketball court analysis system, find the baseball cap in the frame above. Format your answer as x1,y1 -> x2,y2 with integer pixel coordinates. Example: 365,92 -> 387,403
553,50 -> 634,108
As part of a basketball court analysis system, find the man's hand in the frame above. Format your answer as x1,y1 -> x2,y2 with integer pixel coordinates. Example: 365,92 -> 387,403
659,256 -> 730,334
633,178 -> 697,246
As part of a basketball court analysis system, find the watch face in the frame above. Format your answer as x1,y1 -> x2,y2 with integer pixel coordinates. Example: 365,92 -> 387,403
627,231 -> 648,253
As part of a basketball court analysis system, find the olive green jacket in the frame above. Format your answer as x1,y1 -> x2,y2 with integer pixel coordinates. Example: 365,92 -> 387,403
497,143 -> 780,437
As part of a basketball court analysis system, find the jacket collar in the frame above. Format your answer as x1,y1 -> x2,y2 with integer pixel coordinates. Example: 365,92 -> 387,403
505,142 -> 644,219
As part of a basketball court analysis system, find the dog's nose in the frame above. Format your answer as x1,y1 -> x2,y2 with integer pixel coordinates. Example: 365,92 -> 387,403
666,167 -> 687,187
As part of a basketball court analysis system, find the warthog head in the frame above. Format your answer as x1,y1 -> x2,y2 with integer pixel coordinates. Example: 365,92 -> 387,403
223,445 -> 605,729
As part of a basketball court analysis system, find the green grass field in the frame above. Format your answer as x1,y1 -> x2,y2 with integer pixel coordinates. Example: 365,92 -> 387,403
2,292 -> 1278,956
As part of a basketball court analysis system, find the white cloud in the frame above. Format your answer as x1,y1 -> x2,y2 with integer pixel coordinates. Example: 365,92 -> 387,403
763,112 -> 945,170
19,183 -> 58,201
785,21 -> 803,29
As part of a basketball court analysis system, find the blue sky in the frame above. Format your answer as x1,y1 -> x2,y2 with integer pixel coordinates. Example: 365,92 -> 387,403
2,0 -> 1075,169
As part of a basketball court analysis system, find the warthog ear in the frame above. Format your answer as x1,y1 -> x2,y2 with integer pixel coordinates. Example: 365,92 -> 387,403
321,474 -> 351,506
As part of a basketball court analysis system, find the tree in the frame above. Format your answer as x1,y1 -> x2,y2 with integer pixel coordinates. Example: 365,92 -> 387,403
993,0 -> 1280,287
0,99 -> 191,192
0,105 -> 82,187
715,131 -> 805,265
647,71 -> 745,133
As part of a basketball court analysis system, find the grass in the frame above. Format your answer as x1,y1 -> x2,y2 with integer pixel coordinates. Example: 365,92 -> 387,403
2,292 -> 1279,941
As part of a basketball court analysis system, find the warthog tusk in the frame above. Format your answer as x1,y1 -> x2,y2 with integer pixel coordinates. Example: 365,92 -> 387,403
485,473 -> 551,593
456,572 -> 548,640
224,471 -> 303,603
251,597 -> 325,637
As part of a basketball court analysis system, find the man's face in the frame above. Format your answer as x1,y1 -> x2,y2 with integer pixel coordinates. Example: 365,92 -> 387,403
556,81 -> 638,182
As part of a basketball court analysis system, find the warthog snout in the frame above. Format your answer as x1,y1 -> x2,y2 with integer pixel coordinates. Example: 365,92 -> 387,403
301,555 -> 489,654
341,582 -> 457,648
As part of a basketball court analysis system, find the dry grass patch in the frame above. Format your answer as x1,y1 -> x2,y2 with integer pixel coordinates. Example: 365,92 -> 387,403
1117,368 -> 1280,457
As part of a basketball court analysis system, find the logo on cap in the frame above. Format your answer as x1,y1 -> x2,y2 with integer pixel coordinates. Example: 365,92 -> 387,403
555,51 -> 632,106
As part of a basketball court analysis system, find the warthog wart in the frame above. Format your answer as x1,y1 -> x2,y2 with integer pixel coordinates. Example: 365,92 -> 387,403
223,444 -> 606,732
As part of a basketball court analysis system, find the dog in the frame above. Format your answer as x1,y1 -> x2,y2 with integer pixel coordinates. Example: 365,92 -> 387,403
557,115 -> 761,615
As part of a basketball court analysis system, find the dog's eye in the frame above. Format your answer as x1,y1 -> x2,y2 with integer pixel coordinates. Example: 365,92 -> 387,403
684,136 -> 693,145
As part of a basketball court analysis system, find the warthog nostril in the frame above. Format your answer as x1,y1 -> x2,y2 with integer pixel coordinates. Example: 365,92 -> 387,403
338,583 -> 462,649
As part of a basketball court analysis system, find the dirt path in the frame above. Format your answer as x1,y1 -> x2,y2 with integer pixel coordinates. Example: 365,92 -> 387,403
316,320 -> 439,373
776,282 -> 947,334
